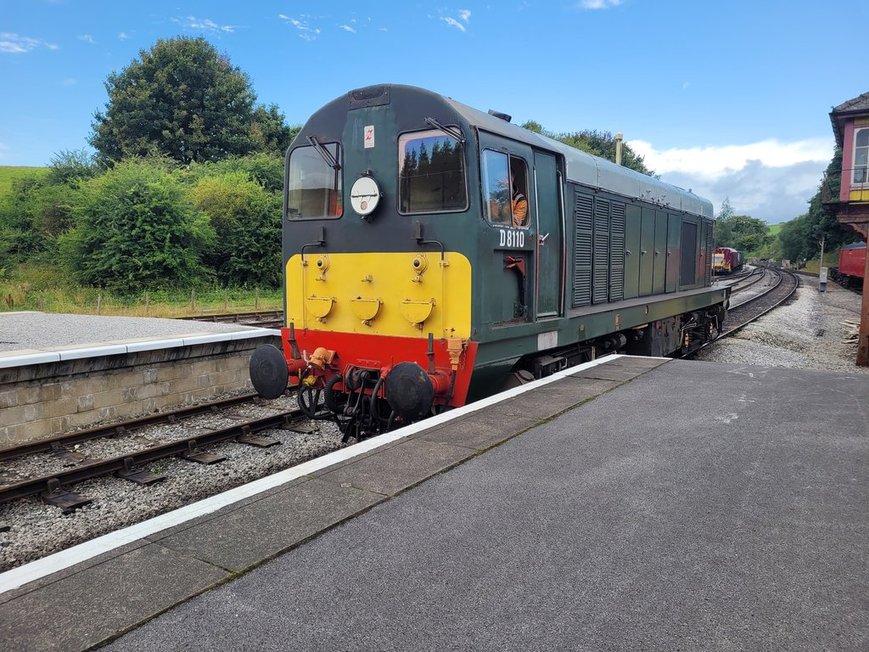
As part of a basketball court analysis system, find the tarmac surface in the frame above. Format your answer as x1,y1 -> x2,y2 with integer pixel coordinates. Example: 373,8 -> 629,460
1,356 -> 867,650
0,310 -> 274,359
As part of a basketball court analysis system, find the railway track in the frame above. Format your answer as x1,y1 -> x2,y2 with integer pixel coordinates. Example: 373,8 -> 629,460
709,266 -> 800,344
179,310 -> 284,329
725,267 -> 767,296
0,394 -> 312,513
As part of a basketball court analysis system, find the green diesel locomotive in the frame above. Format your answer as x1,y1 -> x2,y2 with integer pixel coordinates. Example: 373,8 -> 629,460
250,84 -> 729,438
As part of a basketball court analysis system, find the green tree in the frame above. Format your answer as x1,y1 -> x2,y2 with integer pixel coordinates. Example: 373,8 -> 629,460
250,104 -> 299,156
62,159 -> 213,292
519,120 -> 653,175
716,213 -> 772,254
90,37 -> 258,165
776,149 -> 859,262
778,213 -> 812,261
191,171 -> 281,287
556,130 -> 653,175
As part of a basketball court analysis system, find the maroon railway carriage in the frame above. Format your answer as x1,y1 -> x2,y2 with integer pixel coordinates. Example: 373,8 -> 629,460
830,241 -> 866,289
712,247 -> 743,274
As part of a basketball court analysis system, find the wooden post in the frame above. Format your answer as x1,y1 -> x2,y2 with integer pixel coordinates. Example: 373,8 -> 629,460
191,288 -> 196,314
859,241 -> 869,366
96,292 -> 102,315
145,291 -> 149,315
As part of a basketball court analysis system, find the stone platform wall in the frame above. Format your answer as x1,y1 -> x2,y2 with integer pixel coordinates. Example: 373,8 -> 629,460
0,335 -> 280,447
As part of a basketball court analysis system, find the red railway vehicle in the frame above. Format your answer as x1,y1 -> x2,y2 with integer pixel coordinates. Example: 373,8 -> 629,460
830,241 -> 866,289
712,247 -> 743,274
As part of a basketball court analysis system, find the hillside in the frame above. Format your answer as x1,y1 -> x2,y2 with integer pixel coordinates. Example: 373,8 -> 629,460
0,166 -> 48,196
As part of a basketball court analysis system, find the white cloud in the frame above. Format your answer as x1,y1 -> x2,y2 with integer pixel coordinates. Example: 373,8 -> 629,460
580,0 -> 623,9
0,33 -> 58,54
78,34 -> 96,44
458,9 -> 471,22
339,24 -> 356,33
175,16 -> 238,34
118,32 -> 129,40
628,138 -> 835,222
61,77 -> 77,86
441,17 -> 466,31
628,138 -> 833,180
279,14 -> 321,40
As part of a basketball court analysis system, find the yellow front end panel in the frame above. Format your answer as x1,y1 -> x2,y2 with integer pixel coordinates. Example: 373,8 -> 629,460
849,190 -> 869,201
286,252 -> 472,339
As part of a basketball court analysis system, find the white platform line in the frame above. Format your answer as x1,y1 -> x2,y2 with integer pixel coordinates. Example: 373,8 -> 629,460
0,353 -> 654,595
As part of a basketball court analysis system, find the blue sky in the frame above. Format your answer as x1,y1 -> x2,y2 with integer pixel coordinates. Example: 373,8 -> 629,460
1,0 -> 865,223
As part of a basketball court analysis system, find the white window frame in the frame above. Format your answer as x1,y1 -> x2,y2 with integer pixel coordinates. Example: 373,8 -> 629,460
852,127 -> 869,187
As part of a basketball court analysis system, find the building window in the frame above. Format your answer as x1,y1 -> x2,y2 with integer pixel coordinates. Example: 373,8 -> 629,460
854,128 -> 869,185
398,129 -> 467,214
482,151 -> 529,228
286,143 -> 342,219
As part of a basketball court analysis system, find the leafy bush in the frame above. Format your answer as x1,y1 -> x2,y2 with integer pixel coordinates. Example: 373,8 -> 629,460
0,175 -> 68,262
62,159 -> 213,292
47,149 -> 99,187
191,171 -> 281,287
187,152 -> 285,193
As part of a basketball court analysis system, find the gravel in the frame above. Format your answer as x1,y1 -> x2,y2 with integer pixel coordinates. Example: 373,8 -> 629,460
0,394 -> 344,572
1,271 -> 866,572
698,272 -> 869,373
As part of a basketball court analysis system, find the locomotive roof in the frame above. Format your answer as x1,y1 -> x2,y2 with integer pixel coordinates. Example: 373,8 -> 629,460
439,92 -> 714,218
312,84 -> 714,219
842,241 -> 867,249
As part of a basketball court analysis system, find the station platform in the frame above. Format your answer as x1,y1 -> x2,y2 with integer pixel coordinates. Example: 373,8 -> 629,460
0,312 -> 279,446
1,356 -> 867,650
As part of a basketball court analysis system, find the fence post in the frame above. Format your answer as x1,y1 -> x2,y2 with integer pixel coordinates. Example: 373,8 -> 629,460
96,292 -> 102,315
191,288 -> 196,314
255,287 -> 259,310
145,291 -> 149,315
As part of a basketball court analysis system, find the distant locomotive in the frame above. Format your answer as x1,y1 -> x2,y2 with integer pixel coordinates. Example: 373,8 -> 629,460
712,247 -> 743,274
249,84 -> 729,438
829,241 -> 866,289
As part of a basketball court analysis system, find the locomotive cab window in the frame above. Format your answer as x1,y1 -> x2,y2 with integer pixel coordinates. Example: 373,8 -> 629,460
398,129 -> 467,214
482,151 -> 529,228
286,143 -> 343,219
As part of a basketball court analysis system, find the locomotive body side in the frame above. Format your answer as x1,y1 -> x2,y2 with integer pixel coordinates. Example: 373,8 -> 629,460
250,84 -> 729,437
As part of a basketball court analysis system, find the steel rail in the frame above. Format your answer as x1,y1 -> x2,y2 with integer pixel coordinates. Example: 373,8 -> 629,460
0,393 -> 263,462
0,409 -> 302,506
727,267 -> 767,295
701,267 -> 799,349
177,310 -> 284,326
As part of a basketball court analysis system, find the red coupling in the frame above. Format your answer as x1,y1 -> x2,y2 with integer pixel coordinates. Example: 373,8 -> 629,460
428,369 -> 453,396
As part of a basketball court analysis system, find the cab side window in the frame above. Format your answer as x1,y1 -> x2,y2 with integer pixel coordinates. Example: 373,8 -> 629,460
482,151 -> 529,228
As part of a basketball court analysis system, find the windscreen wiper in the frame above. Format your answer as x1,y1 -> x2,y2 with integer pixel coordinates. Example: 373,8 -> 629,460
424,117 -> 465,145
307,136 -> 341,170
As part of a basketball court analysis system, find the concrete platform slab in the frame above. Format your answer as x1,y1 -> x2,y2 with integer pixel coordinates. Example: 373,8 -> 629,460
316,438 -> 475,496
0,543 -> 229,652
418,408 -> 541,450
150,478 -> 383,572
495,375 -> 621,419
